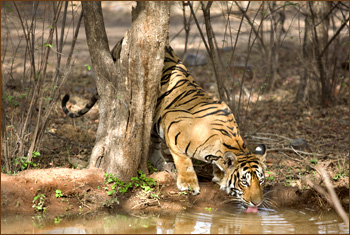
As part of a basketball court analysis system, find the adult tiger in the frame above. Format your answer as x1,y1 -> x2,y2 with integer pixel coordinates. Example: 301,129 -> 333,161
62,42 -> 267,208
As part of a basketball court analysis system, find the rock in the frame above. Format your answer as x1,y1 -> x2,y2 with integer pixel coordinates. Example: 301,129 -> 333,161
290,138 -> 310,151
183,53 -> 208,66
149,171 -> 175,185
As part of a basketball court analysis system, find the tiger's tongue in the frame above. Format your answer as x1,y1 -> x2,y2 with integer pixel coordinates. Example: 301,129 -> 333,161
244,206 -> 258,213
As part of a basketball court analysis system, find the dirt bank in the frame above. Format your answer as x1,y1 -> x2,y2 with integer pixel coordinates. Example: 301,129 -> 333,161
1,168 -> 349,217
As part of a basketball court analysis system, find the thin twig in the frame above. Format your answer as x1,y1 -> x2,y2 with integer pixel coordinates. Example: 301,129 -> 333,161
66,9 -> 83,68
36,60 -> 76,155
182,1 -> 192,57
289,146 -> 308,160
201,1 -> 227,103
26,2 -> 63,162
234,1 -> 266,54
269,148 -> 324,157
188,1 -> 210,55
27,96 -> 43,164
54,1 -> 68,86
227,2 -> 245,70
244,123 -> 267,138
306,167 -> 349,228
237,2 -> 264,126
280,151 -> 304,162
320,17 -> 349,57
256,132 -> 293,141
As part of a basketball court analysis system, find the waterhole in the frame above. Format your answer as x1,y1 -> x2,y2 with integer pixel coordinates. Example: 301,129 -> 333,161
1,207 -> 348,234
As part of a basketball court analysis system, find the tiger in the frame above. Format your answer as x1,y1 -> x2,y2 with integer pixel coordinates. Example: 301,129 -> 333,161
61,41 -> 267,208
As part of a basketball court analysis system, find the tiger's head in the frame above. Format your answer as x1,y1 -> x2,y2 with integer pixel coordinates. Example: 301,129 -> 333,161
220,144 -> 267,207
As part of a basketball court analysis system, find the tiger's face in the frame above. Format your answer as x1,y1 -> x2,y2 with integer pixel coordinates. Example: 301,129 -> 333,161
221,145 -> 266,207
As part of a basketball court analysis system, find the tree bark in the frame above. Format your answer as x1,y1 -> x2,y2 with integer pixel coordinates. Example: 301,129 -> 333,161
295,6 -> 312,103
82,1 -> 170,182
309,1 -> 333,106
296,2 -> 333,106
265,1 -> 285,92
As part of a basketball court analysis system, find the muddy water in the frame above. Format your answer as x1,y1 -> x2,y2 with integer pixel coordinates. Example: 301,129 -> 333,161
1,207 -> 348,234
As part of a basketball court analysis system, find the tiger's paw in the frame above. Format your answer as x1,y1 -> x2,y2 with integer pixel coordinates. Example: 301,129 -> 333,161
177,178 -> 200,195
220,185 -> 227,191
212,175 -> 221,183
218,180 -> 227,191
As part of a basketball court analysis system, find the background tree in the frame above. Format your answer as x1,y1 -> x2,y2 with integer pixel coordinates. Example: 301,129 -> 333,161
82,1 -> 170,181
308,1 -> 333,106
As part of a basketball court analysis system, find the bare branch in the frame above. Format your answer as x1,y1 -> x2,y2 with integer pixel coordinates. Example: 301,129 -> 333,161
320,17 -> 349,57
188,1 -> 210,55
53,1 -> 69,85
268,148 -> 325,157
200,1 -> 228,103
306,166 -> 349,228
234,1 -> 266,53
81,2 -> 115,83
65,10 -> 84,68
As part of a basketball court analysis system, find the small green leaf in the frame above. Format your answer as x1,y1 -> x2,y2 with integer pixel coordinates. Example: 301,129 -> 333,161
205,207 -> 212,212
107,178 -> 114,183
33,151 -> 41,158
54,217 -> 62,224
44,43 -> 53,48
107,190 -> 115,196
55,189 -> 63,198
84,64 -> 91,71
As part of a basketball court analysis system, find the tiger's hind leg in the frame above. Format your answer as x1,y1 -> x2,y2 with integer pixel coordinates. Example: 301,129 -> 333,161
170,149 -> 200,195
149,133 -> 167,171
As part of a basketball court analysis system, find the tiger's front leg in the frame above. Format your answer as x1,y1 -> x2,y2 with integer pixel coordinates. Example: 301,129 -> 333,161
212,164 -> 225,183
212,164 -> 227,190
169,149 -> 200,195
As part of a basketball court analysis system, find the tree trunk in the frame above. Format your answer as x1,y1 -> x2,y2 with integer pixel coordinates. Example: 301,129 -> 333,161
265,1 -> 284,92
1,75 -> 10,173
295,6 -> 312,103
82,1 -> 170,182
296,2 -> 333,106
309,1 -> 333,106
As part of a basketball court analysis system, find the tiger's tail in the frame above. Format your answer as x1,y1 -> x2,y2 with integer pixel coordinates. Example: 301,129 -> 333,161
61,93 -> 98,118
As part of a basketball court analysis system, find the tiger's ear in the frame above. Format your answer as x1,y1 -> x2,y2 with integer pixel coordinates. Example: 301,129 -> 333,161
223,151 -> 237,167
254,144 -> 267,162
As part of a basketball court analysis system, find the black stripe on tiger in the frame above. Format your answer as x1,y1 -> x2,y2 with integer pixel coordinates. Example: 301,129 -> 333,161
185,141 -> 191,155
223,143 -> 240,151
156,79 -> 189,106
204,155 -> 221,163
174,132 -> 181,145
211,128 -> 231,138
192,134 -> 218,158
167,120 -> 182,133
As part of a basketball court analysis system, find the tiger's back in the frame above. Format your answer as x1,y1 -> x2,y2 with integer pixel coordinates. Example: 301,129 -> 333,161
153,48 -> 245,160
